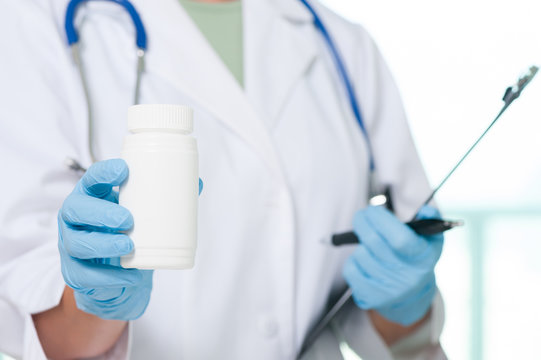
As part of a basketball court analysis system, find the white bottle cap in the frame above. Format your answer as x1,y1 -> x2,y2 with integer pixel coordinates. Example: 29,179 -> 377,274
128,104 -> 193,133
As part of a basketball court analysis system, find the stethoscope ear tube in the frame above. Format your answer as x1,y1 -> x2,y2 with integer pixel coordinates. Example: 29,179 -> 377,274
65,0 -> 147,50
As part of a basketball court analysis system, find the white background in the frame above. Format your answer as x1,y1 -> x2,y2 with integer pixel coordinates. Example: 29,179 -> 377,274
320,0 -> 541,208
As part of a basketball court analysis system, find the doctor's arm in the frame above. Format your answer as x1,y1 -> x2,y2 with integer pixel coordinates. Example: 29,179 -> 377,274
367,309 -> 432,346
32,287 -> 128,359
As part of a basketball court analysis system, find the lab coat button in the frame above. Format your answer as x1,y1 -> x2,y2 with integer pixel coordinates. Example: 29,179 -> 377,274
257,316 -> 278,337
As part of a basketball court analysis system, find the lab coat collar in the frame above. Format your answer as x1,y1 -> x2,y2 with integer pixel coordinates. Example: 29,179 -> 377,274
131,0 -> 318,182
271,0 -> 314,23
244,0 -> 319,126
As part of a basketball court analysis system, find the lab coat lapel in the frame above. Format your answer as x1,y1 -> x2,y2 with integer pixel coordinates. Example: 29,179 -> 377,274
131,0 -> 285,179
244,0 -> 318,127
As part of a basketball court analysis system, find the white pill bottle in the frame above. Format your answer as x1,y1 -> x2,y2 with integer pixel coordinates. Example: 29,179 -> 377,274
119,104 -> 199,270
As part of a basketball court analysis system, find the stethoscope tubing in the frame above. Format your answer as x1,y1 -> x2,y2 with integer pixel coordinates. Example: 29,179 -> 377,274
65,0 -> 146,163
65,0 -> 147,50
298,0 -> 374,171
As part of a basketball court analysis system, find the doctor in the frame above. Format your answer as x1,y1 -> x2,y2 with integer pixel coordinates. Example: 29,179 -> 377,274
0,0 -> 445,359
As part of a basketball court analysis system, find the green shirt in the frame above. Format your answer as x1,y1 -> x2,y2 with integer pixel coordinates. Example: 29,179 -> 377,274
179,0 -> 244,86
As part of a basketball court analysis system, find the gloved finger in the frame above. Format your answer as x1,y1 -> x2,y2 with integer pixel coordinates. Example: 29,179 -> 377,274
74,275 -> 153,321
199,178 -> 203,195
350,245 -> 416,299
350,245 -> 439,303
76,159 -> 129,199
60,249 -> 143,290
349,243 -> 404,280
91,257 -> 122,267
101,256 -> 122,267
60,221 -> 134,259
104,189 -> 119,204
61,194 -> 133,231
375,274 -> 436,326
79,287 -> 125,302
353,212 -> 397,264
80,270 -> 153,301
342,255 -> 394,309
353,241 -> 438,288
363,206 -> 429,259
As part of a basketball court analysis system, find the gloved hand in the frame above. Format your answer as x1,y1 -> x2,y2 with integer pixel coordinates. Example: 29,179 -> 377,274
343,205 -> 444,326
58,159 -> 151,320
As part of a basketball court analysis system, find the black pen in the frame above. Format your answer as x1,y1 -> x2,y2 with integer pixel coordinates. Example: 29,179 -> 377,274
330,218 -> 464,246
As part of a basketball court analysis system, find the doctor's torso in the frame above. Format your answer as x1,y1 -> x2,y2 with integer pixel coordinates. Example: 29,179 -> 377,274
0,0 -> 431,358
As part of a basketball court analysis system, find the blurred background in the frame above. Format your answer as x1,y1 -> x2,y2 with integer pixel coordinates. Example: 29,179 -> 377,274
2,1 -> 539,360
319,0 -> 541,359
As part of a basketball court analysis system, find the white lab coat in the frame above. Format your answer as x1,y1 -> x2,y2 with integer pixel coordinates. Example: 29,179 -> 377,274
0,0 -> 445,359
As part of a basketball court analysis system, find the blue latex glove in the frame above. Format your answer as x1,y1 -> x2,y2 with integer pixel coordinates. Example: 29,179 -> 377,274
58,159 -> 151,320
343,205 -> 444,326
